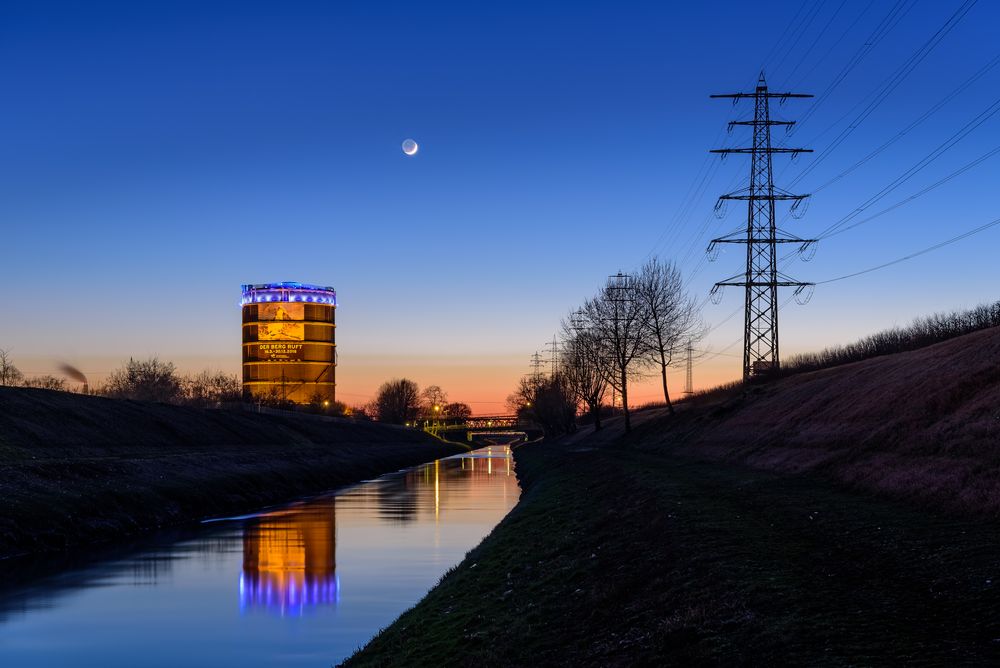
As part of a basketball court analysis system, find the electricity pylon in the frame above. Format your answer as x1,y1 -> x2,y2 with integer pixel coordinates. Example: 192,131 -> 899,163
709,72 -> 815,382
684,339 -> 694,397
544,335 -> 560,377
529,351 -> 546,383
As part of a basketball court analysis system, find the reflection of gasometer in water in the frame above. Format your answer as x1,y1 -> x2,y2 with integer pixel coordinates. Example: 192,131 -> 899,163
239,503 -> 339,615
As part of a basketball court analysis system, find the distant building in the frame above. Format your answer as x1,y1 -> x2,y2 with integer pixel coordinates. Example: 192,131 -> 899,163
241,282 -> 336,405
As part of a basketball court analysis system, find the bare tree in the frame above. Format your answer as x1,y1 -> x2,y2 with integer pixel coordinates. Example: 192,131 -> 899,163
420,385 -> 448,417
182,370 -> 241,407
507,374 -> 575,439
22,375 -> 66,390
374,378 -> 421,425
442,402 -> 473,419
589,274 -> 649,433
634,257 -> 705,414
0,349 -> 23,386
103,357 -> 182,403
561,311 -> 608,431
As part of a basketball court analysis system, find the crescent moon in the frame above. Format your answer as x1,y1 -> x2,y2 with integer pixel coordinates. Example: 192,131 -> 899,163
402,139 -> 419,156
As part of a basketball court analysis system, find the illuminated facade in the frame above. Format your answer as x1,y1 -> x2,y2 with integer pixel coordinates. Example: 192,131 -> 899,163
241,282 -> 336,405
241,505 -> 339,614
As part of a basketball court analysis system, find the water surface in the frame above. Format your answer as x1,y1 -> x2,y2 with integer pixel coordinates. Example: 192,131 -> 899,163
0,446 -> 519,667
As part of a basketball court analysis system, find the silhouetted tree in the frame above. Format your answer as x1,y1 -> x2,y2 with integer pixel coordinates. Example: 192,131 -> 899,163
508,374 -> 576,439
588,275 -> 649,433
420,385 -> 448,417
634,257 -> 704,414
443,402 -> 473,419
22,375 -> 66,390
0,349 -> 23,386
103,357 -> 182,403
182,370 -> 241,407
374,378 -> 421,425
560,322 -> 608,431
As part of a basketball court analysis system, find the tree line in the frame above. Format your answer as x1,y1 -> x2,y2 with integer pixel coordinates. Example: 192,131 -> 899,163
0,350 -> 477,422
781,300 -> 1000,377
369,379 -> 472,425
509,257 -> 705,436
0,352 -> 246,409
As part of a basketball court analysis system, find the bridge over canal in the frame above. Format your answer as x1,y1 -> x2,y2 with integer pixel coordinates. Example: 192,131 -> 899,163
420,415 -> 543,443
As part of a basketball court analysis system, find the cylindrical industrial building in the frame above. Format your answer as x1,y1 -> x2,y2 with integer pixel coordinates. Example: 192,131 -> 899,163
241,282 -> 337,406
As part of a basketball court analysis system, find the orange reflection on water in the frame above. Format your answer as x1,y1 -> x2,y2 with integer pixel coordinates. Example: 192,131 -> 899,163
240,503 -> 338,615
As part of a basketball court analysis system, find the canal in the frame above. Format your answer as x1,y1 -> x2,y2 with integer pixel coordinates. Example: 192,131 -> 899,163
0,446 -> 519,667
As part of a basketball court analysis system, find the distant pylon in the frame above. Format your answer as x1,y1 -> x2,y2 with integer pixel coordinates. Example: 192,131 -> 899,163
605,272 -> 633,415
708,72 -> 816,382
544,335 -> 560,377
529,351 -> 546,383
684,339 -> 694,396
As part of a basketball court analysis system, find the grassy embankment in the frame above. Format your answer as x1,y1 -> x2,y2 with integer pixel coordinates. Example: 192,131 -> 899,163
347,326 -> 1000,666
0,387 -> 463,560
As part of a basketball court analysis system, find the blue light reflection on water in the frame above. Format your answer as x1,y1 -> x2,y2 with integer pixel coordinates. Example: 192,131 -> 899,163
0,446 -> 518,667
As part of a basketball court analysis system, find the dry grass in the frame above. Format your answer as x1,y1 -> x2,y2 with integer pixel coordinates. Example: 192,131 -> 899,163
347,326 -> 1000,666
635,325 -> 1000,515
347,436 -> 1000,666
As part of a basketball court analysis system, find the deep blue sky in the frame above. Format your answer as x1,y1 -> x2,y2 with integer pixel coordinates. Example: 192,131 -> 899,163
3,1 -> 999,406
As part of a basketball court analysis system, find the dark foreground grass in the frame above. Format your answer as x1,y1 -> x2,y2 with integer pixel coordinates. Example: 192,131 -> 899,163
0,387 -> 464,560
345,434 -> 1000,666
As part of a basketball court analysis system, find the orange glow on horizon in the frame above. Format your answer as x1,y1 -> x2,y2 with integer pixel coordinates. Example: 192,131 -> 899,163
19,352 -> 742,416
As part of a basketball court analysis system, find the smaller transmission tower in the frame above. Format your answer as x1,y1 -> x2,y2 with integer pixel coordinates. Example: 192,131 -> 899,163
529,351 -> 546,383
544,335 -> 560,377
684,340 -> 694,397
708,72 -> 816,382
605,272 -> 635,416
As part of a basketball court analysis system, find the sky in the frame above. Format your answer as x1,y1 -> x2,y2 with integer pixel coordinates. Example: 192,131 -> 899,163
3,0 -> 1000,411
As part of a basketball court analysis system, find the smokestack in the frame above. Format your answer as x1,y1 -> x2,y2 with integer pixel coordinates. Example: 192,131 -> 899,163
58,363 -> 89,394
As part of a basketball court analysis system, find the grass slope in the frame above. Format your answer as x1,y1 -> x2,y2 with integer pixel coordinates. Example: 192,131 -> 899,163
346,326 -> 1000,666
657,325 -> 1000,514
346,432 -> 1000,666
0,387 -> 463,559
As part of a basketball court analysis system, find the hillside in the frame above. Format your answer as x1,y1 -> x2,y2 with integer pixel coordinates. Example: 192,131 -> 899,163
0,388 -> 463,559
346,326 -> 1000,666
646,324 -> 1000,513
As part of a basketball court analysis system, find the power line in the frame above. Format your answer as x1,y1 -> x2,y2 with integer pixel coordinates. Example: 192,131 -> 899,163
768,0 -> 915,188
817,215 -> 1000,285
812,50 -> 1000,194
821,142 -> 1000,240
644,3 -> 857,270
817,94 -> 1000,239
789,0 -> 978,190
789,0 -> 916,134
778,0 -> 851,90
768,0 -> 832,84
759,1 -> 810,74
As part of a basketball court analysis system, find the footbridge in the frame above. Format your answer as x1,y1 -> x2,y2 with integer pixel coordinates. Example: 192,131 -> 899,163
421,415 -> 543,443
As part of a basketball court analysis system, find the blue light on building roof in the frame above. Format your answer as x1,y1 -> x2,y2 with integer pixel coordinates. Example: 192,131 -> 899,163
240,282 -> 337,307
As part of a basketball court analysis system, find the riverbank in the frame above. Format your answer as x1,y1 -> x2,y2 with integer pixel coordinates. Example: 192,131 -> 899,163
346,328 -> 1000,665
346,420 -> 1000,665
0,387 -> 464,560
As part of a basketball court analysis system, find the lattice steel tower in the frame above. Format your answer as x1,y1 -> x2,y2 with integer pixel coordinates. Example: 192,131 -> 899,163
684,339 -> 694,397
708,73 -> 815,381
